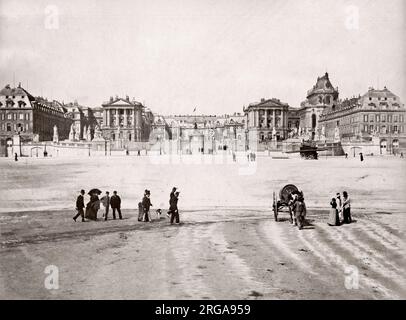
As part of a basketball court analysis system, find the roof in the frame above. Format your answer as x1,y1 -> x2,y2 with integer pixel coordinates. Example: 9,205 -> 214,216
0,84 -> 35,101
361,87 -> 398,100
306,72 -> 338,98
102,97 -> 143,107
247,98 -> 289,108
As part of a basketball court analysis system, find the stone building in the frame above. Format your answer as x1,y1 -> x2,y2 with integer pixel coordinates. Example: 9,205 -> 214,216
101,96 -> 153,149
63,101 -> 102,141
243,98 -> 290,144
0,84 -> 72,156
161,113 -> 245,154
298,72 -> 339,140
319,86 -> 406,154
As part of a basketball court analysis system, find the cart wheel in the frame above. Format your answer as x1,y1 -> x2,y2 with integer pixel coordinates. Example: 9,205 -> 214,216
273,192 -> 278,221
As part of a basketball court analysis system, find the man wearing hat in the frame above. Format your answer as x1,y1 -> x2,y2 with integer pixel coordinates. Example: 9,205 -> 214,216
168,187 -> 177,218
170,191 -> 180,224
142,189 -> 153,222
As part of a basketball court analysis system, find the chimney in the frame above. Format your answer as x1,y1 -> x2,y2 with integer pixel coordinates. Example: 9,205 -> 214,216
261,98 -> 265,102
110,96 -> 113,102
126,95 -> 129,101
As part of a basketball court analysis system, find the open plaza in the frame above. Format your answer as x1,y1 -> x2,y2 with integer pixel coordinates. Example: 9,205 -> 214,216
0,155 -> 405,299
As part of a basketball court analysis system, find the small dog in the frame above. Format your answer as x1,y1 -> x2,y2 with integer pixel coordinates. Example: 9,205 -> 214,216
156,209 -> 162,220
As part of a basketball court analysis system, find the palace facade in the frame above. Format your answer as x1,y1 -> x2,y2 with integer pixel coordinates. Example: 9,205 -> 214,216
101,96 -> 153,149
319,86 -> 406,154
0,84 -> 73,156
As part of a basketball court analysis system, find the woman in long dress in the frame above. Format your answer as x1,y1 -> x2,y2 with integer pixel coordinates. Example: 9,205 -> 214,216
85,194 -> 100,220
328,198 -> 340,226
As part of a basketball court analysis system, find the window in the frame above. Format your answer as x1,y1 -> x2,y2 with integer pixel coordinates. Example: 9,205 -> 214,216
17,123 -> 23,132
381,115 -> 386,122
26,113 -> 30,121
388,115 -> 392,122
394,125 -> 398,132
363,115 -> 368,122
19,113 -> 24,120
7,114 -> 12,120
363,124 -> 368,132
25,123 -> 29,131
6,123 -> 11,131
369,114 -> 374,122
376,114 -> 380,122
369,125 -> 374,132
1,124 -> 4,131
394,115 -> 398,122
400,115 -> 404,122
0,114 -> 4,120
13,114 -> 17,121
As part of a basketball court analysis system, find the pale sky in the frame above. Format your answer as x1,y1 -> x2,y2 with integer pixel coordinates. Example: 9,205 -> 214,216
0,0 -> 405,114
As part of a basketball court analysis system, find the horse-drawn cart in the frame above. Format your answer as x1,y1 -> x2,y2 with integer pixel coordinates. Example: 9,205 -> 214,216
272,184 -> 302,221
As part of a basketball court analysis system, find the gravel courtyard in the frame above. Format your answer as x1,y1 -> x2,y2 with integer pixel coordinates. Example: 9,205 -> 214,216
0,155 -> 405,299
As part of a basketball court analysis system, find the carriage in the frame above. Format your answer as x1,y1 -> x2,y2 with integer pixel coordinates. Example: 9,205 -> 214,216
272,184 -> 302,221
299,141 -> 318,159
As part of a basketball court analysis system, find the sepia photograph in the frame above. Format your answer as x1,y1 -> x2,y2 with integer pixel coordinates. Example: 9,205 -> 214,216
0,0 -> 405,305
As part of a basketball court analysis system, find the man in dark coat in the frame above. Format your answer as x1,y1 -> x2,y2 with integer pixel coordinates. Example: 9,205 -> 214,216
168,187 -> 177,217
170,191 -> 180,224
142,190 -> 152,222
73,190 -> 85,222
109,190 -> 122,220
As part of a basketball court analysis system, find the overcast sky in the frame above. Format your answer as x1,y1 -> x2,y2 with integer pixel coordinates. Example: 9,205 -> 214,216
0,0 -> 404,114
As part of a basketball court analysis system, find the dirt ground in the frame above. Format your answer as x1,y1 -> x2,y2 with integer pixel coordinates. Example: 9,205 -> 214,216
0,155 -> 405,299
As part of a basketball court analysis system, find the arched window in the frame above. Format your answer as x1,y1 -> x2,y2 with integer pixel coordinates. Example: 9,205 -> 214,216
312,114 -> 317,129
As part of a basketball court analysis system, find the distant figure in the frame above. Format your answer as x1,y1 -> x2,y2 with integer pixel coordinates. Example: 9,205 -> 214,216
44,150 -> 48,157
137,150 -> 141,156
168,187 -> 177,218
328,198 -> 340,226
288,191 -> 299,225
401,152 -> 404,158
170,191 -> 180,225
360,152 -> 364,162
14,153 -> 18,161
345,153 -> 348,159
73,190 -> 85,222
293,193 -> 306,230
336,192 -> 343,221
142,189 -> 152,222
342,191 -> 352,224
100,191 -> 110,219
110,191 -> 122,220
232,152 -> 236,162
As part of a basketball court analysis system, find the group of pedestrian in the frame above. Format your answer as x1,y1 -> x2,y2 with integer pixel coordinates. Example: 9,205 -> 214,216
73,190 -> 122,222
288,190 -> 307,230
137,187 -> 180,224
74,187 -> 181,225
328,191 -> 352,226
